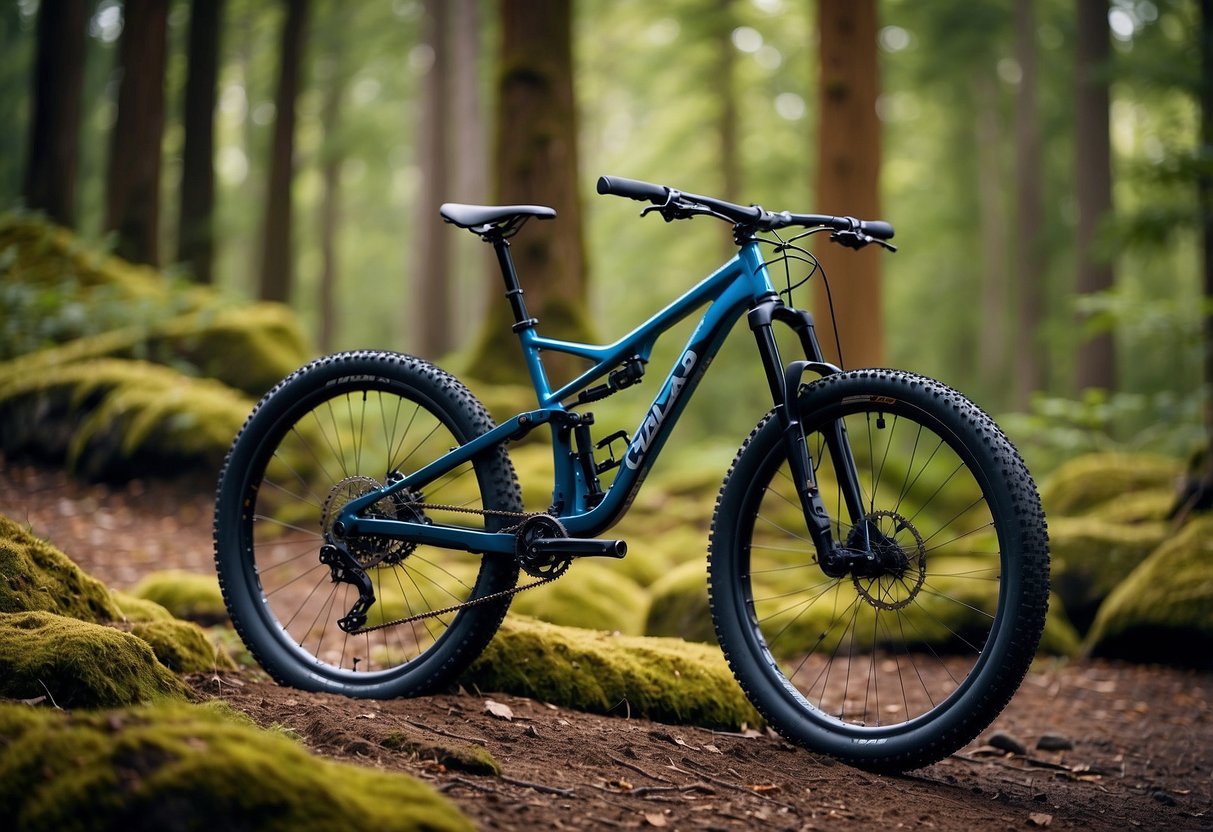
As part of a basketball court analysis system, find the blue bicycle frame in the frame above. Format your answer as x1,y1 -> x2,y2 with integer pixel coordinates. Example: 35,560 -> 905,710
337,237 -> 854,558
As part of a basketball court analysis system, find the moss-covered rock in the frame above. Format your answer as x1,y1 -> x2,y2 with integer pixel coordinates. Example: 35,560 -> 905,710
0,514 -> 122,622
1040,453 -> 1182,518
644,559 -> 714,643
0,357 -> 253,480
110,589 -> 175,623
131,570 -> 228,625
1084,488 -> 1177,525
1047,517 -> 1169,632
0,611 -> 185,707
1084,516 -> 1213,668
0,700 -> 473,831
463,615 -> 761,730
130,619 -> 235,673
510,562 -> 649,635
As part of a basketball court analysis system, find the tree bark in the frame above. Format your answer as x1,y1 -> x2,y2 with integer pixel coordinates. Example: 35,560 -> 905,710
177,0 -> 224,284
812,0 -> 884,370
467,0 -> 591,384
1013,0 -> 1047,407
317,43 -> 346,354
410,0 -> 452,359
1074,0 -> 1117,391
104,0 -> 168,266
973,72 -> 1010,389
23,0 -> 88,228
258,0 -> 309,304
716,0 -> 741,260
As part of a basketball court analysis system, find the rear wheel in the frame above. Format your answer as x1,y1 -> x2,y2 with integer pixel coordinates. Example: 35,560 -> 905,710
709,370 -> 1048,771
214,351 -> 522,698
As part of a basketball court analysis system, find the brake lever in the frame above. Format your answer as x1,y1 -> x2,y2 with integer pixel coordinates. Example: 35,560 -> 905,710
829,230 -> 898,253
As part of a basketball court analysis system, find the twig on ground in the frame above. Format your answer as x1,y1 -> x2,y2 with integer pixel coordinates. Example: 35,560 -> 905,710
404,718 -> 490,747
499,774 -> 576,797
606,752 -> 674,784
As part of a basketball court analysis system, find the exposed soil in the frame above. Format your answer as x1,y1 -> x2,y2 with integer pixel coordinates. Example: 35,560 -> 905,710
2,459 -> 1211,831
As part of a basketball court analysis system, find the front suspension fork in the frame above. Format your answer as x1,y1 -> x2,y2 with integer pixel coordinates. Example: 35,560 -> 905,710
748,299 -> 868,574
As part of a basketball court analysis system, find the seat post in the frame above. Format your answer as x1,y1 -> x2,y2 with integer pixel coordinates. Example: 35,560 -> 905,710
489,237 -> 537,331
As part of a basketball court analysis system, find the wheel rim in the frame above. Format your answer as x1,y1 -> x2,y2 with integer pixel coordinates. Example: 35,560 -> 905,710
740,399 -> 1008,735
236,382 -> 499,679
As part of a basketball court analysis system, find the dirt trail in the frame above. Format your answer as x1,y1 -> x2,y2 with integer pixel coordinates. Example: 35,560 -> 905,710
3,460 -> 1211,830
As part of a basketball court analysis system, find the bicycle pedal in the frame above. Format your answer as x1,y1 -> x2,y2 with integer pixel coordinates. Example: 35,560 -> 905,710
527,537 -> 627,559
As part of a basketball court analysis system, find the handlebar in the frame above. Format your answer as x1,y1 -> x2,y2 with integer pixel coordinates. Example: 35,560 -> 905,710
596,174 -> 895,244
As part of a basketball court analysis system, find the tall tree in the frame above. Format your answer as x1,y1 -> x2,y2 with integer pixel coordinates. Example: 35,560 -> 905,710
973,70 -> 1011,390
813,1 -> 884,369
714,0 -> 742,260
410,0 -> 453,359
467,0 -> 591,383
1074,0 -> 1117,391
1013,0 -> 1047,407
316,32 -> 349,353
23,0 -> 88,227
177,0 -> 224,284
258,0 -> 309,304
105,0 -> 168,265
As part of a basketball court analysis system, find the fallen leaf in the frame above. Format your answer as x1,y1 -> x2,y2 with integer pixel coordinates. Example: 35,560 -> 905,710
703,744 -> 722,754
356,713 -> 376,720
749,783 -> 781,793
484,700 -> 514,721
673,736 -> 698,750
1029,812 -> 1053,827
644,812 -> 668,827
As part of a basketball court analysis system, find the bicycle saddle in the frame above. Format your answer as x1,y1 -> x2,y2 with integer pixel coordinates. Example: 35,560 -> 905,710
439,203 -> 556,231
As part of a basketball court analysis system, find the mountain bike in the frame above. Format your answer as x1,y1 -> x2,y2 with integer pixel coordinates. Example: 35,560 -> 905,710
213,175 -> 1049,771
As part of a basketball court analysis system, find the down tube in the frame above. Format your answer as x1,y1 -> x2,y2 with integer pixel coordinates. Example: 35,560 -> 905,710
560,301 -> 748,537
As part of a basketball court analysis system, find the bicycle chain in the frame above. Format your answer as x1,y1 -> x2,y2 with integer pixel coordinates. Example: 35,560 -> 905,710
347,500 -> 560,635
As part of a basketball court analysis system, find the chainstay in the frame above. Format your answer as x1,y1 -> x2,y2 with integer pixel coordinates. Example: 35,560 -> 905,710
348,500 -> 556,635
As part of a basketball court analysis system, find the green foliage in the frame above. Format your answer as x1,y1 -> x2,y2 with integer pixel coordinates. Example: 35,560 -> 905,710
0,611 -> 186,708
131,570 -> 228,626
0,514 -> 122,622
464,615 -> 761,730
1084,515 -> 1213,668
0,700 -> 474,832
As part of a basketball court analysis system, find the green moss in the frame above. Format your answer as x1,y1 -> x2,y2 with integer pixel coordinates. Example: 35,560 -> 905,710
130,619 -> 235,674
380,731 -> 501,775
510,562 -> 649,634
644,560 -> 714,643
131,570 -> 228,625
0,514 -> 122,622
110,590 -> 175,623
1040,453 -> 1182,517
0,357 -> 253,480
1048,517 -> 1169,632
0,611 -> 185,707
1084,516 -> 1213,668
1084,488 -> 1177,525
463,615 -> 761,730
0,700 -> 473,832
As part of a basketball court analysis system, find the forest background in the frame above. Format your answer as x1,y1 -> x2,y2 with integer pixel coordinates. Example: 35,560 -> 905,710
1,0 -> 1204,480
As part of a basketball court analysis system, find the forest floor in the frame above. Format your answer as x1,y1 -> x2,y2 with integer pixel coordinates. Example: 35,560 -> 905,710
2,459 -> 1211,831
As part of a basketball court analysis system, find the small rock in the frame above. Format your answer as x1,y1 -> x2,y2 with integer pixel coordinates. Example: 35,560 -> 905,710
1036,733 -> 1073,752
523,724 -> 540,739
985,730 -> 1027,756
1151,790 -> 1178,806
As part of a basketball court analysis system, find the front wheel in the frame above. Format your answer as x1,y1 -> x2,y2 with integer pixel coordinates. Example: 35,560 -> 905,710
709,370 -> 1048,771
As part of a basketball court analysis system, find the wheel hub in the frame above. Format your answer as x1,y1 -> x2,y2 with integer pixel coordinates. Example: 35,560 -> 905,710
320,475 -> 428,568
844,510 -> 927,610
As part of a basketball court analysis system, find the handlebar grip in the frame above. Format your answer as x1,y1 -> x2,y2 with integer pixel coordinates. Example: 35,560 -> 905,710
596,175 -> 669,204
861,220 -> 895,240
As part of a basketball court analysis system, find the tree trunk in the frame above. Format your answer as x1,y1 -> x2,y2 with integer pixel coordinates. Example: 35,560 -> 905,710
467,0 -> 591,384
258,0 -> 309,304
317,43 -> 346,354
23,0 -> 88,228
104,0 -> 168,266
1074,0 -> 1117,391
812,0 -> 884,370
177,0 -> 224,284
973,72 -> 1010,392
1013,0 -> 1046,408
410,0 -> 452,359
450,0 -> 491,346
716,0 -> 742,260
